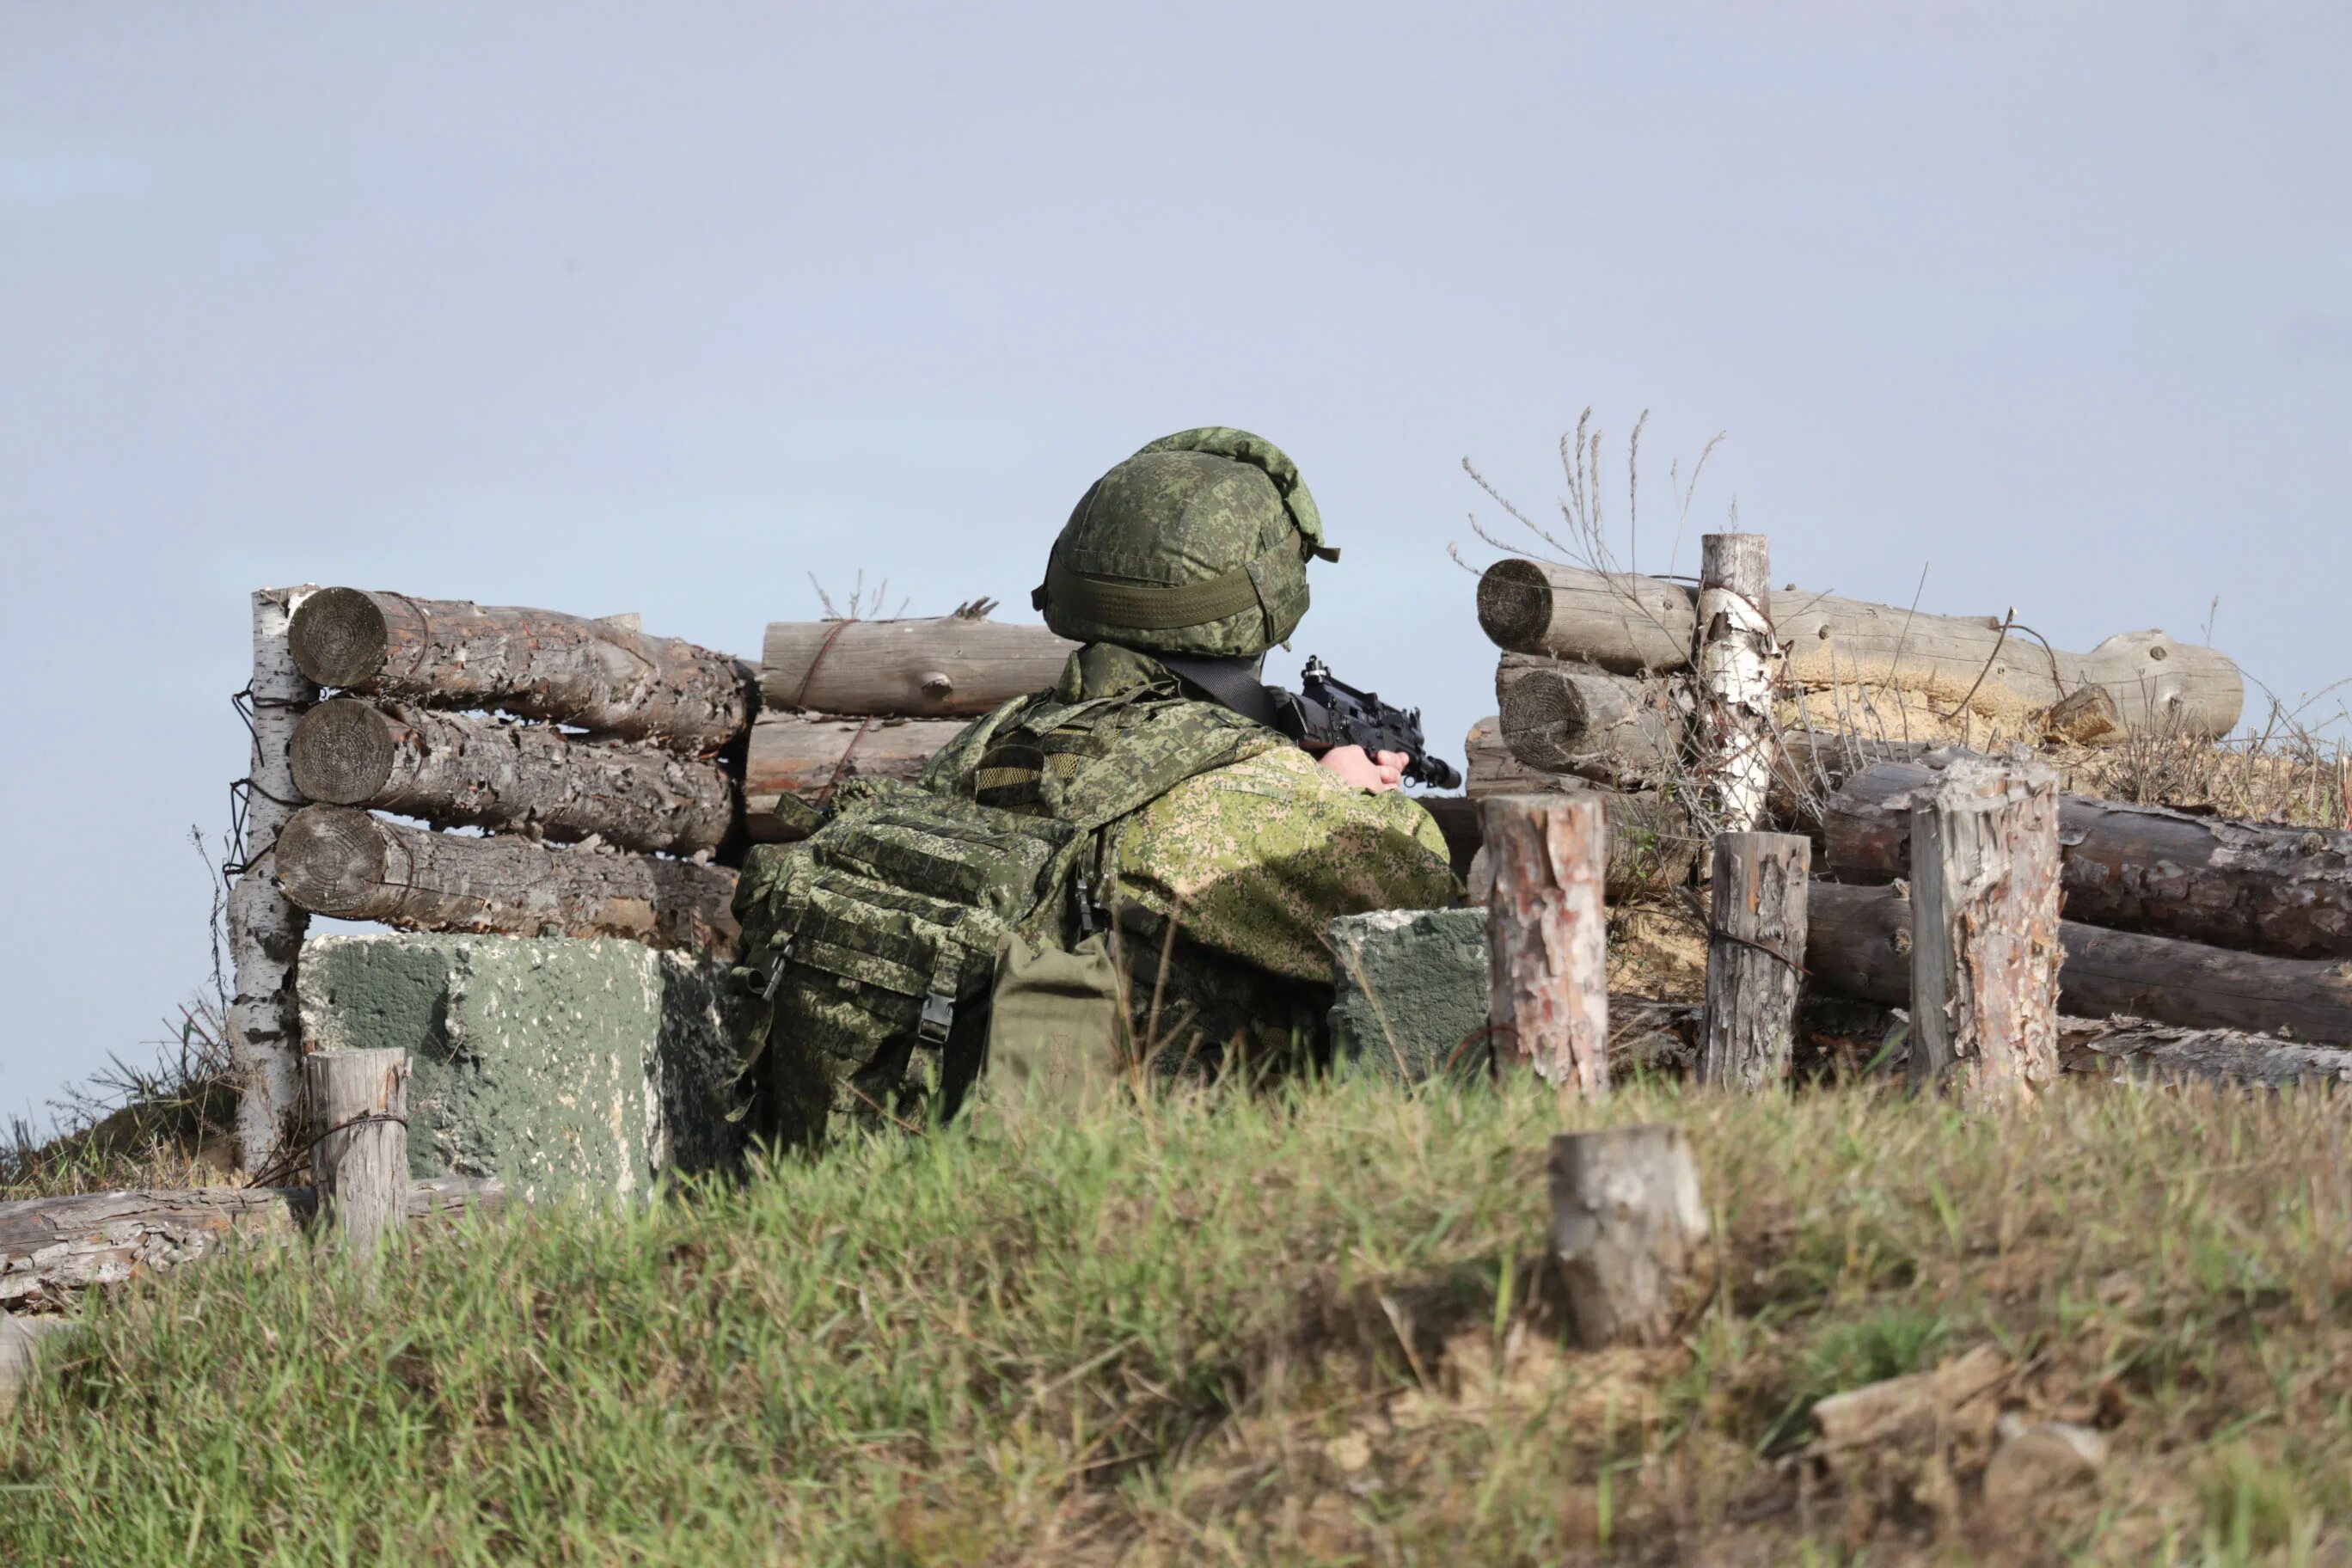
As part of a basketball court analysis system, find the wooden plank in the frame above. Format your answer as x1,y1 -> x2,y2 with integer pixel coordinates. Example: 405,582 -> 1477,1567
290,699 -> 738,854
1824,758 -> 2352,959
761,615 -> 1073,718
288,589 -> 752,752
274,806 -> 739,952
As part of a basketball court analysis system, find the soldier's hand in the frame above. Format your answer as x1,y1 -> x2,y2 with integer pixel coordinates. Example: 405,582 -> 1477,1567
1319,745 -> 1408,793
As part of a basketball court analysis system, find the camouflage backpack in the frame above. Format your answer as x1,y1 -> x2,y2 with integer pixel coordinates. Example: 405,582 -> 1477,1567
728,678 -> 1285,1144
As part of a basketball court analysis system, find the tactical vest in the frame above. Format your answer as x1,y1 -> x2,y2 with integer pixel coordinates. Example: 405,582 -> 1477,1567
728,673 -> 1284,1146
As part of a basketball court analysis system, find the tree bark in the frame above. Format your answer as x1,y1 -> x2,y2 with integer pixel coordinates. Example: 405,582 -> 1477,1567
1807,881 -> 2352,1046
1498,662 -> 1687,784
307,1049 -> 410,1260
1824,759 -> 2352,960
2058,1019 -> 2352,1089
1463,720 -> 1701,896
1483,793 -> 1610,1096
1547,1124 -> 1711,1347
0,1178 -> 503,1314
1475,560 -> 2243,740
1702,832 -> 1810,1088
287,588 -> 752,752
743,713 -> 967,842
273,805 -> 739,952
290,698 -> 738,854
1908,759 -> 2063,1107
1694,536 -> 1781,832
229,585 -> 318,1173
762,614 -> 1073,718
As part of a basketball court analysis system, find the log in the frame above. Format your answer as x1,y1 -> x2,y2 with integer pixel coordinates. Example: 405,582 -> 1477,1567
1498,663 -> 1686,784
1484,793 -> 1610,1095
1702,832 -> 1810,1088
0,1178 -> 505,1314
307,1049 -> 410,1259
2058,1019 -> 2352,1090
290,699 -> 738,854
1478,560 -> 1698,672
762,615 -> 1074,718
1694,536 -> 1780,831
1465,716 -> 1702,896
288,588 -> 752,752
1547,1124 -> 1710,1347
743,713 -> 967,842
274,806 -> 739,952
229,585 -> 318,1172
1474,560 -> 2243,740
1806,883 -> 2352,1047
1910,757 -> 2063,1107
1824,759 -> 2352,960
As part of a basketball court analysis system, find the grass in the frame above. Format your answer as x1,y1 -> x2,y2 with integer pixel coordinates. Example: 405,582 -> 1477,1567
4,1072 -> 2349,1565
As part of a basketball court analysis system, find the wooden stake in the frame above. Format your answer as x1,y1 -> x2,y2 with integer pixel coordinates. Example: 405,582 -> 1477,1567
1694,534 -> 1779,833
1548,1124 -> 1711,1347
1481,793 -> 1610,1097
1911,756 -> 2063,1109
1701,831 -> 1811,1089
306,1048 -> 411,1259
229,585 -> 319,1173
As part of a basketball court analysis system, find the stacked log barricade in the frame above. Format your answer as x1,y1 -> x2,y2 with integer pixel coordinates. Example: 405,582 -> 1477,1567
1466,540 -> 2352,1092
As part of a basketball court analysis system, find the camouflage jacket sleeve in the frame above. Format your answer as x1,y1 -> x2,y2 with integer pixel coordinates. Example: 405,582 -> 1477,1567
1108,747 -> 1461,985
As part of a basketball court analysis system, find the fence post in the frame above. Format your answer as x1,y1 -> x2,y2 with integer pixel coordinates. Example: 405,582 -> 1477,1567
1694,534 -> 1779,833
228,585 -> 319,1173
307,1049 -> 411,1259
1548,1124 -> 1711,1347
1482,792 -> 1609,1097
1701,831 -> 1811,1088
1911,756 -> 2063,1109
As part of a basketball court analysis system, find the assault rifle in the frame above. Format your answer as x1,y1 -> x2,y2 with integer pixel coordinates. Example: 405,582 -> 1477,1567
1268,656 -> 1462,791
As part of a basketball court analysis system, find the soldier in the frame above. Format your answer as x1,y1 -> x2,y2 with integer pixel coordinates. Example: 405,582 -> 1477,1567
922,426 -> 1461,1075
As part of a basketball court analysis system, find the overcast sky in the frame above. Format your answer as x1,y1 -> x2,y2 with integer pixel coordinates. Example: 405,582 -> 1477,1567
3,3 -> 2346,1123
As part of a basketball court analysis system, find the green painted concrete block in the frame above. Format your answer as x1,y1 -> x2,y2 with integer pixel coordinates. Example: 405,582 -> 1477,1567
297,934 -> 744,1201
1327,909 -> 1491,1081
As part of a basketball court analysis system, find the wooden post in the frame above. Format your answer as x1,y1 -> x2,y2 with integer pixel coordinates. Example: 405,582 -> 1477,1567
306,1049 -> 411,1259
1548,1124 -> 1711,1347
229,585 -> 319,1173
1694,534 -> 1779,833
1911,756 -> 2063,1108
1701,832 -> 1811,1089
1481,793 -> 1610,1097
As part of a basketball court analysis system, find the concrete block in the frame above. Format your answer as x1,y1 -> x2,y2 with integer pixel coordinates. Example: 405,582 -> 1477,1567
297,934 -> 744,1201
1327,908 -> 1491,1081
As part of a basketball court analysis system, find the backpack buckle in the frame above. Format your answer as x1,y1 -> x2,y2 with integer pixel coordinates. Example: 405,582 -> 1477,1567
918,990 -> 955,1044
755,937 -> 795,1001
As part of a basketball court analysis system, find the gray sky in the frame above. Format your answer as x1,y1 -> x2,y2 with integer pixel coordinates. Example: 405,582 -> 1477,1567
4,3 -> 2347,1121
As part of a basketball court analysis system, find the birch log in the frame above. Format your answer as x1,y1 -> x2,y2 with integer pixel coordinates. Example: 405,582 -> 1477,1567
1805,882 -> 2352,1045
1694,535 -> 1780,830
744,713 -> 967,842
307,1049 -> 410,1259
1825,758 -> 2352,960
287,589 -> 753,752
1701,832 -> 1810,1088
229,585 -> 318,1173
1483,793 -> 1610,1096
1498,662 -> 1687,784
274,806 -> 739,952
290,699 -> 738,854
762,614 -> 1073,718
0,1178 -> 505,1314
1548,1124 -> 1711,1347
1909,758 -> 2064,1108
1474,560 -> 2243,740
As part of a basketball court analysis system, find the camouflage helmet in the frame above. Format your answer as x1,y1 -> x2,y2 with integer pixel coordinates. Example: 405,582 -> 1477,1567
1032,426 -> 1338,658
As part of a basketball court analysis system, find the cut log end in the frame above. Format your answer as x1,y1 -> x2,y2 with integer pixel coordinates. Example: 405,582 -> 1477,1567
1475,558 -> 1555,652
287,586 -> 392,688
274,805 -> 392,918
288,698 -> 401,805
